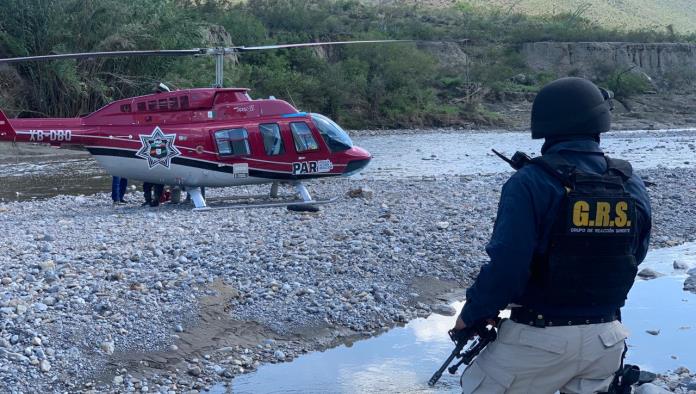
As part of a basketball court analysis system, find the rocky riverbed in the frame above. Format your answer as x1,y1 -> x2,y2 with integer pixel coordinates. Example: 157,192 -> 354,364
641,367 -> 696,394
1,162 -> 695,392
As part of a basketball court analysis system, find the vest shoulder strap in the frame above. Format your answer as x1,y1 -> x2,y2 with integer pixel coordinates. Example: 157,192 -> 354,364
529,153 -> 576,187
605,157 -> 633,182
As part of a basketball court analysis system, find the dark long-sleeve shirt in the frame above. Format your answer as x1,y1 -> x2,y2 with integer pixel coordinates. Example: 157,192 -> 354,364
460,139 -> 652,326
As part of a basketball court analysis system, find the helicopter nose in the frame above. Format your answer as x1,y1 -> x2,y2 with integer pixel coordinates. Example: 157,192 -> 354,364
343,146 -> 372,176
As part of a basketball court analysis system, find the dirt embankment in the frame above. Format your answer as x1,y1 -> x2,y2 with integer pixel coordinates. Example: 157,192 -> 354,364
487,41 -> 696,131
522,42 -> 696,78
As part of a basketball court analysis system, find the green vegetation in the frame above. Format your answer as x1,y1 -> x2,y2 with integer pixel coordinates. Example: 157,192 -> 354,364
604,71 -> 653,100
0,0 -> 693,127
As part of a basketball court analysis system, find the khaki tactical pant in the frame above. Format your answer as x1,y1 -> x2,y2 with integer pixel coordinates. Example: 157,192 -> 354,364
460,319 -> 629,394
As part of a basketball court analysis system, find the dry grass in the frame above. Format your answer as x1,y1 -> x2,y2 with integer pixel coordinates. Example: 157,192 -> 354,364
462,0 -> 696,33
362,0 -> 696,33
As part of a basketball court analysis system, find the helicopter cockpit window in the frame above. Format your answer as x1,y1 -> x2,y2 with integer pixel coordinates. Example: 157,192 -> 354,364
214,128 -> 250,156
290,122 -> 319,152
311,114 -> 353,152
259,123 -> 285,156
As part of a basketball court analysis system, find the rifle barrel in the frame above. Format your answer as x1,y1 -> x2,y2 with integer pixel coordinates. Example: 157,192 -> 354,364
428,343 -> 463,386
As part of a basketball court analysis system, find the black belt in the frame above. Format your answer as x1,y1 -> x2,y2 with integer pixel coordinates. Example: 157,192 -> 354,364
510,308 -> 618,327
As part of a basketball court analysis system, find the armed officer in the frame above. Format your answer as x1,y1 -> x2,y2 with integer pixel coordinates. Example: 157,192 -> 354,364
453,77 -> 652,393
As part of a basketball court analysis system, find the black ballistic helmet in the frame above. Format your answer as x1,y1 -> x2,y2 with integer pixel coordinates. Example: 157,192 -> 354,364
531,77 -> 613,139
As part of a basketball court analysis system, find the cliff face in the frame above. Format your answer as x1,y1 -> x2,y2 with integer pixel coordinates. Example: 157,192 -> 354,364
521,42 -> 696,78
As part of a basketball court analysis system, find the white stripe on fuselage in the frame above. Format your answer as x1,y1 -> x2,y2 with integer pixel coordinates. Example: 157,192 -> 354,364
84,146 -> 336,174
92,155 -> 271,187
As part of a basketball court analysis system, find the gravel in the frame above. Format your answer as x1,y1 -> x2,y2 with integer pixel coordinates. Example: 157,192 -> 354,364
646,367 -> 696,394
683,275 -> 696,293
0,160 -> 695,392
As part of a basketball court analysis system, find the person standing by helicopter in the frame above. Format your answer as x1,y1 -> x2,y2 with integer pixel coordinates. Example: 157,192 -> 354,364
451,77 -> 652,393
111,176 -> 128,204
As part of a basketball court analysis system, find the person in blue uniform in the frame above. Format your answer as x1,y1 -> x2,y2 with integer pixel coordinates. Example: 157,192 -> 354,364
453,77 -> 652,393
111,176 -> 128,204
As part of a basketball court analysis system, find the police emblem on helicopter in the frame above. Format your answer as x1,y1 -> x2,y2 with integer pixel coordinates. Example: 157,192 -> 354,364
136,126 -> 182,169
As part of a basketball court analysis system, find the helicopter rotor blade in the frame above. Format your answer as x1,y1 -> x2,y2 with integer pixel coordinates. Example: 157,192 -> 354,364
229,39 -> 415,52
0,49 -> 206,64
0,39 -> 466,65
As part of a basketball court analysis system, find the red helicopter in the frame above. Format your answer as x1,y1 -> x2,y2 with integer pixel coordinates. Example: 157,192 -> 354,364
0,41 -> 407,210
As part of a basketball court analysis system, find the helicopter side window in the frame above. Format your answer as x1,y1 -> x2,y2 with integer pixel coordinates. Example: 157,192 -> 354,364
214,128 -> 250,156
290,122 -> 319,153
259,123 -> 285,156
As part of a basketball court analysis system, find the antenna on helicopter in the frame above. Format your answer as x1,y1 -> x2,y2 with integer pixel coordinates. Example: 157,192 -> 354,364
285,88 -> 298,109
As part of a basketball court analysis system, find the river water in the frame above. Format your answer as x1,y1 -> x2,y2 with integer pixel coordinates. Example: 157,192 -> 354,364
355,129 -> 696,179
1,129 -> 695,200
225,243 -> 696,394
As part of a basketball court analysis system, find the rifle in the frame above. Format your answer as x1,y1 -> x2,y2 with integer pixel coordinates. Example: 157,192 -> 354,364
428,319 -> 499,387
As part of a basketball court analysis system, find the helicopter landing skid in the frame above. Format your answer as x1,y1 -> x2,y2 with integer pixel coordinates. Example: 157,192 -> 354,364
192,197 -> 338,211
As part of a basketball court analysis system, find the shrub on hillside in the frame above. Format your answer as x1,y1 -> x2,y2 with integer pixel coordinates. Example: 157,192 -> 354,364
591,60 -> 652,98
605,71 -> 653,99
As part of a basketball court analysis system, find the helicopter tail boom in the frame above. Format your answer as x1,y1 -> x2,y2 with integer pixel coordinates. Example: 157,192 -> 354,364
0,110 -> 16,142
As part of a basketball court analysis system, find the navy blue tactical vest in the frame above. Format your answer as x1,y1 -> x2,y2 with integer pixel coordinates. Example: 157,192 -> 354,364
528,154 -> 639,308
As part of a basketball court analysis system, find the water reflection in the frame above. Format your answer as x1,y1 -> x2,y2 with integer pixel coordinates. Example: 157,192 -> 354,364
229,244 -> 696,393
622,242 -> 696,372
231,304 -> 466,394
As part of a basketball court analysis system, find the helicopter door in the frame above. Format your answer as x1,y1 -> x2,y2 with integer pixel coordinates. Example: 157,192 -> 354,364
212,127 -> 254,178
288,121 -> 331,176
258,123 -> 287,157
257,122 -> 294,175
213,128 -> 252,158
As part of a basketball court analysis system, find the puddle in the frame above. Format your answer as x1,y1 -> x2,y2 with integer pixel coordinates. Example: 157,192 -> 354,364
1,129 -> 695,201
226,303 -> 468,394
218,243 -> 696,393
622,242 -> 696,372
